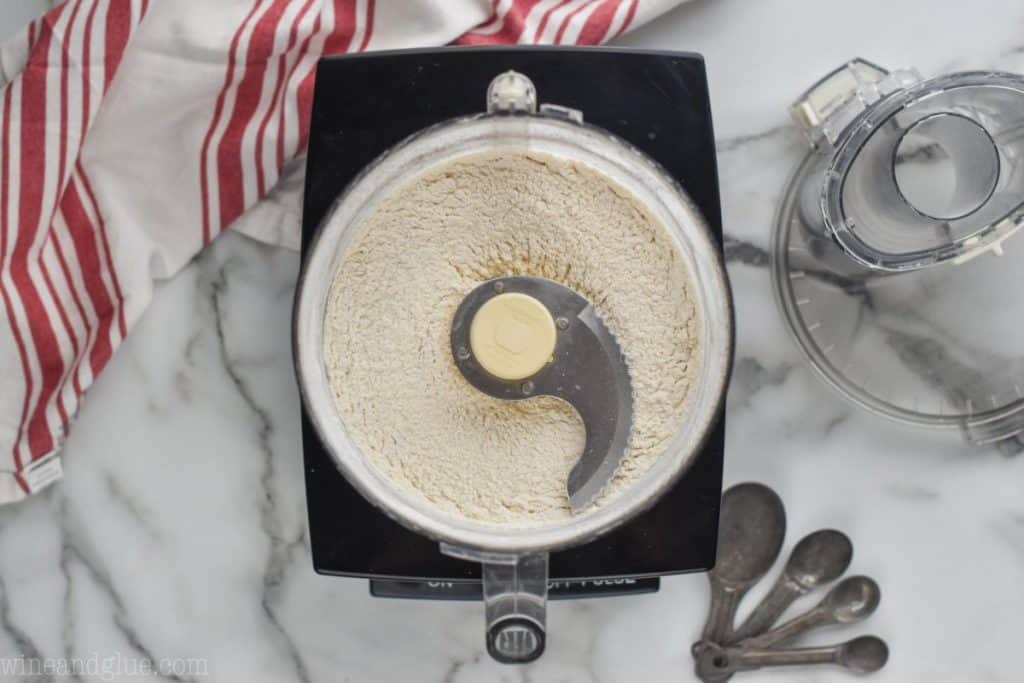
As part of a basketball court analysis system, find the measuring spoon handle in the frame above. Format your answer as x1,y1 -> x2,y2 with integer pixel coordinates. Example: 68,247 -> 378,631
729,575 -> 802,643
736,606 -> 830,649
727,644 -> 838,672
702,582 -> 743,643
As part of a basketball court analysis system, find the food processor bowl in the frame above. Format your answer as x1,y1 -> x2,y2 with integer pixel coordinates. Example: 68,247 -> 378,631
294,72 -> 734,663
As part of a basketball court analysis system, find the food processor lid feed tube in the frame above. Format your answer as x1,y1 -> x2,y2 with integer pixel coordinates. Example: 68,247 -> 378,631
793,59 -> 1024,271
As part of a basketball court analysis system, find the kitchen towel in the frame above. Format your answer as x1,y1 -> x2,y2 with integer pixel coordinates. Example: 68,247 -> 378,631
0,0 -> 690,504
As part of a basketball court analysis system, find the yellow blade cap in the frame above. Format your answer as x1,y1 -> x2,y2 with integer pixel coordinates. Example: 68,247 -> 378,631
469,292 -> 556,381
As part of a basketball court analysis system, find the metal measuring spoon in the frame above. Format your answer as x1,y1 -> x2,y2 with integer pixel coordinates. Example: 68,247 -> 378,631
697,636 -> 889,678
739,575 -> 881,649
729,528 -> 853,643
701,483 -> 787,643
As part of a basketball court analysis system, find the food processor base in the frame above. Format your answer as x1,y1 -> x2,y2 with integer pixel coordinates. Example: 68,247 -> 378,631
299,47 -> 727,592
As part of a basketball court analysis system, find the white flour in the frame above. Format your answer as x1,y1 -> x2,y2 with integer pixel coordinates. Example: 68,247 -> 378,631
324,150 -> 700,526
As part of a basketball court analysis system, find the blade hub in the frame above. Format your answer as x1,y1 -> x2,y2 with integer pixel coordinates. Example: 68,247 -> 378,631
469,292 -> 557,381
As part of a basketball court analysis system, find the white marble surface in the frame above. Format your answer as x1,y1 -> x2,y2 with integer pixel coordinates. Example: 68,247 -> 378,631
3,1 -> 1024,681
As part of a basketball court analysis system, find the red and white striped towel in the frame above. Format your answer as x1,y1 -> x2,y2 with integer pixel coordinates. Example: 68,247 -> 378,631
0,0 -> 689,505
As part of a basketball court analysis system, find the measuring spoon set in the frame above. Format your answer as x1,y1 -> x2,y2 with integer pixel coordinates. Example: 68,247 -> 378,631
692,483 -> 888,681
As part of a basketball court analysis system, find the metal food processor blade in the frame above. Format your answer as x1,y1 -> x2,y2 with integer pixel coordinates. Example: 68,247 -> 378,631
450,276 -> 634,513
565,305 -> 633,511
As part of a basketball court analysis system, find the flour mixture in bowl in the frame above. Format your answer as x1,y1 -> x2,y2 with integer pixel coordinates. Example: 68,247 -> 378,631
323,150 -> 700,526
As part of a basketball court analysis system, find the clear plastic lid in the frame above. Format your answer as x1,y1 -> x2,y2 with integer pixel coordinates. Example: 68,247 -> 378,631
774,61 -> 1024,449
